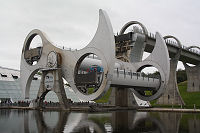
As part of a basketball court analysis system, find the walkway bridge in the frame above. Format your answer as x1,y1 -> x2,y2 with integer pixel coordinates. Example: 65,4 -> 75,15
118,31 -> 200,64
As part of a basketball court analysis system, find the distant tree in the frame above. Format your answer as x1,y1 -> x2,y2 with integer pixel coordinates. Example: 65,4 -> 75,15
141,71 -> 160,78
37,71 -> 42,75
141,69 -> 187,83
176,69 -> 187,83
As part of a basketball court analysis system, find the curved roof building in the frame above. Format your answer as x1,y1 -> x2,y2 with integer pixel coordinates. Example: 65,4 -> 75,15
0,66 -> 80,103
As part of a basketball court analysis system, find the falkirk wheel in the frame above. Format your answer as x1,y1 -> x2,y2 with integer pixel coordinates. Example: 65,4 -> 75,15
20,9 -> 170,108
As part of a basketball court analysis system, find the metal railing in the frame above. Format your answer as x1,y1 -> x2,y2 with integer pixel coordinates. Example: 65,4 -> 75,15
114,68 -> 160,81
147,32 -> 200,55
132,27 -> 200,55
56,31 -> 200,55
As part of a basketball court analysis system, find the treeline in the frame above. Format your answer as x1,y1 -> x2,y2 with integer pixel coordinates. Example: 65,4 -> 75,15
176,69 -> 187,83
142,69 -> 187,83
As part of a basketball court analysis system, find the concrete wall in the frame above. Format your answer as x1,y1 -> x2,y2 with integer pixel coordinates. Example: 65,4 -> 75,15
108,88 -> 137,107
184,64 -> 200,92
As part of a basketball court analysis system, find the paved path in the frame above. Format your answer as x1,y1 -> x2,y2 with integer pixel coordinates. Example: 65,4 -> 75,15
1,106 -> 200,113
138,107 -> 200,113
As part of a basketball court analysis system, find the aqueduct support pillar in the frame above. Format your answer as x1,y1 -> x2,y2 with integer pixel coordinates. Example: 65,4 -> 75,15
157,36 -> 185,105
108,21 -> 148,107
183,63 -> 200,92
108,88 -> 137,107
157,58 -> 185,105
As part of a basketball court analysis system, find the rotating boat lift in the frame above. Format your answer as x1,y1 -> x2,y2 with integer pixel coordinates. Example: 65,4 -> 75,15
20,9 -> 170,108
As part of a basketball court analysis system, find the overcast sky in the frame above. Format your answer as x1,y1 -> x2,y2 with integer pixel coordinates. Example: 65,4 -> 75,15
0,0 -> 200,70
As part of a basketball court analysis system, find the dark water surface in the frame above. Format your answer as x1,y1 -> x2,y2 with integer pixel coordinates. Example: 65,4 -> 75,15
0,109 -> 200,133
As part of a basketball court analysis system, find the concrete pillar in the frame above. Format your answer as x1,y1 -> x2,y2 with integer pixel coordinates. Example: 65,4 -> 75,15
157,58 -> 185,105
157,36 -> 185,105
108,87 -> 137,107
108,87 -> 116,106
37,69 -> 70,109
183,63 -> 200,92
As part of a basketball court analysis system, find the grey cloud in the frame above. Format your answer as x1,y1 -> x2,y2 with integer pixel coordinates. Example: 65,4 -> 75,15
0,0 -> 199,70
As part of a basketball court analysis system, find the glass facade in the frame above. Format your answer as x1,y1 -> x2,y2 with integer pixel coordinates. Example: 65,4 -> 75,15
0,66 -> 80,103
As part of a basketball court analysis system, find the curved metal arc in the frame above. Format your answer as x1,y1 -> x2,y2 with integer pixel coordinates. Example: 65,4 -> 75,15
20,29 -> 61,98
143,32 -> 170,80
164,35 -> 182,60
67,9 -> 115,101
163,35 -> 182,48
24,69 -> 40,98
119,21 -> 148,42
133,32 -> 170,101
186,45 -> 200,50
20,9 -> 116,101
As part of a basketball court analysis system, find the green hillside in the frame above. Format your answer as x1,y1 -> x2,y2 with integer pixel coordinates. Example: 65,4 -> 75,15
151,81 -> 200,108
94,88 -> 112,103
178,81 -> 200,108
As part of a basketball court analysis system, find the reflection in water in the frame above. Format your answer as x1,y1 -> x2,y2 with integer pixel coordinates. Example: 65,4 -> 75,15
0,109 -> 200,133
158,112 -> 181,133
24,111 -> 68,133
130,112 -> 165,133
112,111 -> 165,132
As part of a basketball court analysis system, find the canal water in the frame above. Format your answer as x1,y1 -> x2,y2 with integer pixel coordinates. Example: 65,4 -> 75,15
0,109 -> 200,133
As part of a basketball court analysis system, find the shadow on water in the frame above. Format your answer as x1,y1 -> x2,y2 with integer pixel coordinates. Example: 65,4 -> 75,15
0,109 -> 200,133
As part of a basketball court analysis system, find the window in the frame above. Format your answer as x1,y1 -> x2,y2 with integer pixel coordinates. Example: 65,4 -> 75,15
33,77 -> 38,80
0,73 -> 7,77
12,75 -> 18,79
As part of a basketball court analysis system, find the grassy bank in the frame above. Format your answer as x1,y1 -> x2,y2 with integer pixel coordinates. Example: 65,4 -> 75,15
178,81 -> 200,108
94,88 -> 112,103
151,81 -> 200,109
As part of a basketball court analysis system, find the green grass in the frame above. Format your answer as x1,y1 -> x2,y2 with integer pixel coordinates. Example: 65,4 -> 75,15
94,88 -> 112,103
88,88 -> 95,94
178,81 -> 200,108
151,81 -> 200,109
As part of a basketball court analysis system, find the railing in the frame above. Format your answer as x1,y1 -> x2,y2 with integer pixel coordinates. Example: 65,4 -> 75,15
147,32 -> 200,55
131,27 -> 200,55
114,68 -> 160,81
56,45 -> 78,51
56,31 -> 200,55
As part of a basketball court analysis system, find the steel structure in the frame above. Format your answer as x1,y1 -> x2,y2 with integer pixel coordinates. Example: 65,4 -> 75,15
22,9 -> 200,107
20,9 -> 170,106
